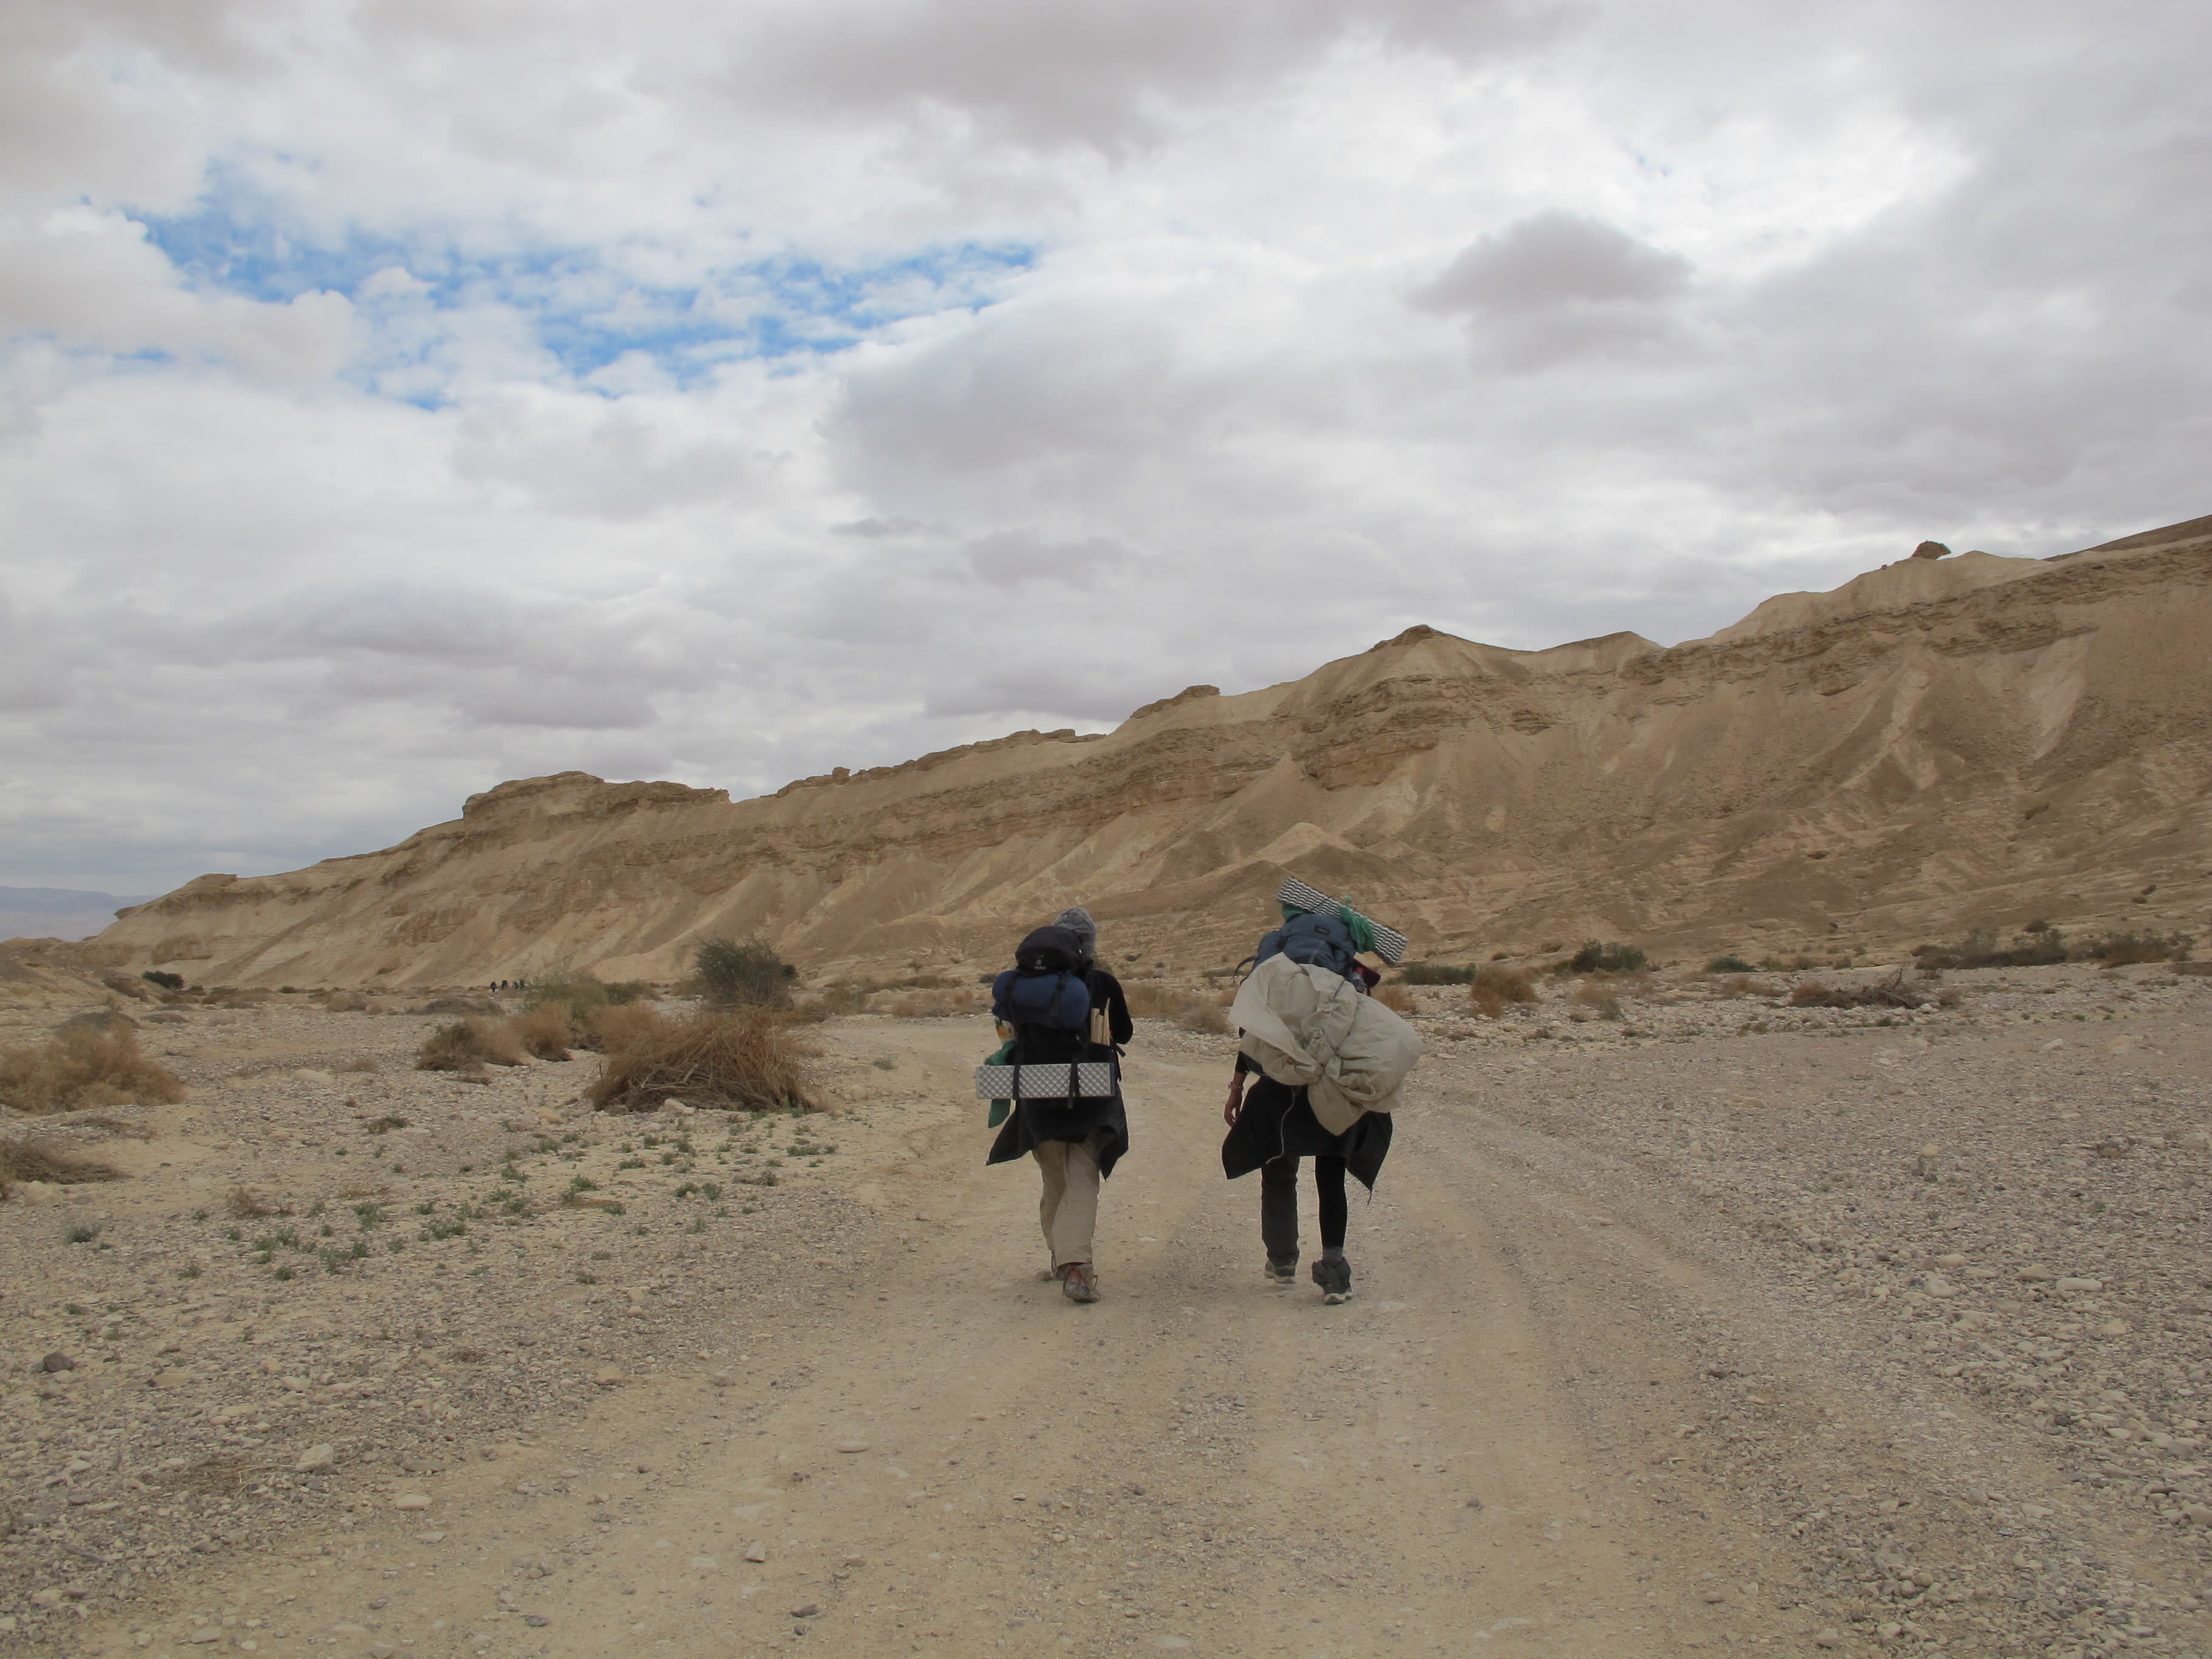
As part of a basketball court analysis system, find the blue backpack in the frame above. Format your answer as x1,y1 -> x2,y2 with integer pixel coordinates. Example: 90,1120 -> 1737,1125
1253,911 -> 1358,980
991,925 -> 1093,1033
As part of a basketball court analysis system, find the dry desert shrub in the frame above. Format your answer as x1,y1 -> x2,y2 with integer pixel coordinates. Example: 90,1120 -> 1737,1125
2084,930 -> 2194,966
337,1056 -> 380,1073
1789,972 -> 1928,1010
0,1138 -> 126,1195
583,1002 -> 663,1051
317,989 -> 368,1011
511,1002 -> 574,1061
1372,982 -> 1416,1016
414,1018 -> 526,1072
225,1184 -> 294,1219
1468,964 -> 1537,1019
588,1007 -> 816,1113
880,987 -> 984,1018
1176,999 -> 1233,1034
1913,926 -> 2067,970
1121,982 -> 1183,1018
793,981 -> 873,1020
1569,981 -> 1624,1021
0,1027 -> 186,1113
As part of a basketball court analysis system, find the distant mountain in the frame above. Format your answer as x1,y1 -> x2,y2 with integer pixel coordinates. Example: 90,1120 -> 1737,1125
0,886 -> 158,943
88,513 -> 2212,987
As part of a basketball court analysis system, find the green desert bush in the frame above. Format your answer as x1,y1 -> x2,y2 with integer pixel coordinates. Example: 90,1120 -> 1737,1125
1913,927 -> 2068,970
692,937 -> 796,1009
1397,962 -> 1476,985
1564,940 -> 1648,976
1706,955 -> 1756,974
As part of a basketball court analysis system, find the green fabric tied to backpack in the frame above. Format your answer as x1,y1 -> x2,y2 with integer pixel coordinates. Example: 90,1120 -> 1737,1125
1279,896 -> 1379,956
984,1037 -> 1016,1127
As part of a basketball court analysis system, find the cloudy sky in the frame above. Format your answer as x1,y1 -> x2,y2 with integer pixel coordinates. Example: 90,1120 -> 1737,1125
3,0 -> 2207,894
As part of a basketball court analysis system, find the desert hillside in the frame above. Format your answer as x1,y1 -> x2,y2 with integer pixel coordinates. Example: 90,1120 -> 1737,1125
74,516 -> 2212,988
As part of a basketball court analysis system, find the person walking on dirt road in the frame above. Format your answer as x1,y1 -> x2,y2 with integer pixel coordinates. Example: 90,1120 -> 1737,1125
985,907 -> 1134,1304
1220,883 -> 1416,1305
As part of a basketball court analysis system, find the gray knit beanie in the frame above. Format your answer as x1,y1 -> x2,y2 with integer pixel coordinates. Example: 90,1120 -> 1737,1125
1054,907 -> 1098,961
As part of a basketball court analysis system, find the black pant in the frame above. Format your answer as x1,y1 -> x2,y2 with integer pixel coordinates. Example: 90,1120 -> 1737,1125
1260,1154 -> 1348,1263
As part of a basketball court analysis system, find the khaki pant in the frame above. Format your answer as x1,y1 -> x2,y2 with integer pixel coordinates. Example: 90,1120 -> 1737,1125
1033,1131 -> 1104,1268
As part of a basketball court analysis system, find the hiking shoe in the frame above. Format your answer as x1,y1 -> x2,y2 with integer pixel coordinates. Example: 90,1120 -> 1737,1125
1060,1262 -> 1100,1304
1264,1256 -> 1298,1285
1312,1256 -> 1353,1304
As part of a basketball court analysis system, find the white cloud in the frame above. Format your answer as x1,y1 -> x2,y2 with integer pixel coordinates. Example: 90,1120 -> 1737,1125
1,0 -> 2209,890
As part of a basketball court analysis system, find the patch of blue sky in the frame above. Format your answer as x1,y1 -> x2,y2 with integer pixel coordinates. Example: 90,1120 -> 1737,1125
143,179 -> 1035,390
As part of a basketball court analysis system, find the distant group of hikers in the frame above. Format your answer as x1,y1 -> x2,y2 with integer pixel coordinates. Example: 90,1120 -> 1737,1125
980,879 -> 1418,1305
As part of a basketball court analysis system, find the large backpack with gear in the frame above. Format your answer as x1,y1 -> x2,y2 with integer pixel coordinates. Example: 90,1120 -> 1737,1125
991,925 -> 1093,1035
1252,910 -> 1359,980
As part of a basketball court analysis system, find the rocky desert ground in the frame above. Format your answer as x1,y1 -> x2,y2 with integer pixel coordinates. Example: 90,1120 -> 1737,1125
4,958 -> 2212,1659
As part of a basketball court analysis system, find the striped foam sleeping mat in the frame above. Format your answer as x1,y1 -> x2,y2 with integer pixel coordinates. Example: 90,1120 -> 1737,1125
1278,876 -> 1409,964
976,1061 -> 1119,1101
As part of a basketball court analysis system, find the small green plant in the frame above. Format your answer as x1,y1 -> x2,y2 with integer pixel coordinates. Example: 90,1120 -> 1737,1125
1706,955 -> 1756,974
352,1202 -> 386,1228
177,1262 -> 201,1279
65,1222 -> 101,1244
273,1265 -> 295,1281
306,1199 -> 326,1217
422,1218 -> 468,1241
700,1182 -> 723,1201
414,1201 -> 435,1215
590,1248 -> 611,1260
576,1270 -> 598,1285
223,1227 -> 241,1242
190,1207 -> 208,1222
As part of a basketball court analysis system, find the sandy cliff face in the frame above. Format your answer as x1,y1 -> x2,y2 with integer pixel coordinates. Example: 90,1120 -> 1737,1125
86,519 -> 2212,985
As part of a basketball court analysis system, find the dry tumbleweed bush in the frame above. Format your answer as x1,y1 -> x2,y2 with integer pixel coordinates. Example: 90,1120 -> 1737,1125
0,1028 -> 186,1113
589,1007 -> 816,1113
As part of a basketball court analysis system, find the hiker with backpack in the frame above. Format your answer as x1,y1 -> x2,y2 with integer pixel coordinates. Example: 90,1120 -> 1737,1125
982,907 -> 1133,1304
1221,880 -> 1420,1305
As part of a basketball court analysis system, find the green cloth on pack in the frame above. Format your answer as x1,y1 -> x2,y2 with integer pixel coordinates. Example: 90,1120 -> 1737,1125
1279,896 -> 1379,956
984,1037 -> 1016,1128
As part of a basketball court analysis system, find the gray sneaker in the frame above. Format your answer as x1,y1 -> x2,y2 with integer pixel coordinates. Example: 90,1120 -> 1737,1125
1264,1256 -> 1298,1285
1060,1262 -> 1100,1304
1311,1256 -> 1353,1305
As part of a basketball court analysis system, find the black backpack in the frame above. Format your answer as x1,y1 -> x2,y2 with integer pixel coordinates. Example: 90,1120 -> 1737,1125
991,925 -> 1094,1037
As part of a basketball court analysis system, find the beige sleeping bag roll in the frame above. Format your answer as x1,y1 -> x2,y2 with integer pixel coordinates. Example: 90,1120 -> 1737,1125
1228,954 -> 1424,1134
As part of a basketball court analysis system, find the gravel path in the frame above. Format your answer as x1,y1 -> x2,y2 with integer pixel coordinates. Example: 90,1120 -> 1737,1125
0,963 -> 2207,1657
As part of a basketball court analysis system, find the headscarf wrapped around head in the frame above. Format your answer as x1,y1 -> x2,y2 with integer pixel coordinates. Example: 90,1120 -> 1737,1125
1054,907 -> 1098,964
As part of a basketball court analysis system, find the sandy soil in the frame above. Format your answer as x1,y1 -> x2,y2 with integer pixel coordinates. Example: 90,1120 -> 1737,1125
4,964 -> 2211,1658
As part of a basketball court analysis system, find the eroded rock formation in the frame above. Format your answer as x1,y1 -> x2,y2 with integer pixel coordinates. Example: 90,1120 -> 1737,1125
85,517 -> 2212,985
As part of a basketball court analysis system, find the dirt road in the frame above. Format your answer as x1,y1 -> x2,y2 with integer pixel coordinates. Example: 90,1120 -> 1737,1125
22,970 -> 2212,1658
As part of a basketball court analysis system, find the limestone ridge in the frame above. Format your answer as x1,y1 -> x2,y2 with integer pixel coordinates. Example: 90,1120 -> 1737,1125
84,516 -> 2212,986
